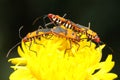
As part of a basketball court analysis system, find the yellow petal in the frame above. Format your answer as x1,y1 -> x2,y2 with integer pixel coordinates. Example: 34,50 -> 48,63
10,68 -> 37,80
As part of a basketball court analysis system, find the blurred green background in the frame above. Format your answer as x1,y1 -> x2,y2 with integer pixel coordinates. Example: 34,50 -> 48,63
0,0 -> 120,80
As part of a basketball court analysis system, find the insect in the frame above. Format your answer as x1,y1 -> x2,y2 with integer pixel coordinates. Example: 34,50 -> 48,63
22,26 -> 80,56
47,13 -> 101,44
7,25 -> 80,57
23,25 -> 81,54
23,26 -> 80,48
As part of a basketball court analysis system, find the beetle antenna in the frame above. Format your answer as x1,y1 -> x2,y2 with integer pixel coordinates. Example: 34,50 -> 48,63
6,42 -> 21,57
19,26 -> 23,39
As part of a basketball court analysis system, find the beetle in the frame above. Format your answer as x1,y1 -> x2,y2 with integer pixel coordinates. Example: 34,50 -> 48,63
47,13 -> 101,44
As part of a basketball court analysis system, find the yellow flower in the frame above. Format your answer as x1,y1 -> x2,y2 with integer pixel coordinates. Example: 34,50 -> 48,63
8,32 -> 117,80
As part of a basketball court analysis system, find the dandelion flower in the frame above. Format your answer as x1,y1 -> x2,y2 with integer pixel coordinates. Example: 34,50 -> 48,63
8,32 -> 118,80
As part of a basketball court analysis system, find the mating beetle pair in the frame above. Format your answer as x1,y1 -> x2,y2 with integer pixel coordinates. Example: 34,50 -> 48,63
7,13 -> 103,57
